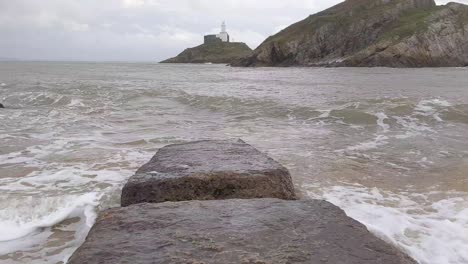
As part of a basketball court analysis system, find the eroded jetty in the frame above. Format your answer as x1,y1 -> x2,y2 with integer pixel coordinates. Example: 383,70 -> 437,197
69,139 -> 416,264
121,139 -> 296,206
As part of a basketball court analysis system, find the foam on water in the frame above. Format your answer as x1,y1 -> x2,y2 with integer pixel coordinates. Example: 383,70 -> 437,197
1,63 -> 468,263
415,99 -> 452,122
305,184 -> 468,264
375,112 -> 390,132
69,98 -> 85,107
0,193 -> 100,254
318,110 -> 331,118
0,128 -> 150,262
347,135 -> 389,151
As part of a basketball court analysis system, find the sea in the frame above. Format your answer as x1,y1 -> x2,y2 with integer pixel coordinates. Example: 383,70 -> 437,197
0,62 -> 467,264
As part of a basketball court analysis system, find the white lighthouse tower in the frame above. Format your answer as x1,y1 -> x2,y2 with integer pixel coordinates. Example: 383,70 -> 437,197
216,21 -> 230,42
221,21 -> 226,33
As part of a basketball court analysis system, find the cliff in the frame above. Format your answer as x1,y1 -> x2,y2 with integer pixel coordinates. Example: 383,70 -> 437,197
234,0 -> 468,67
161,42 -> 252,64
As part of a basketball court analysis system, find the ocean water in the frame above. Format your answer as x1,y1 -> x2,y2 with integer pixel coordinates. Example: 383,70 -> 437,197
0,62 -> 467,264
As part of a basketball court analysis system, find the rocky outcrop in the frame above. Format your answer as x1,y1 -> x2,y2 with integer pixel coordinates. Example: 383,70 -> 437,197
68,199 -> 417,264
161,42 -> 252,64
121,139 -> 296,207
69,139 -> 417,264
234,0 -> 468,67
0,103 -> 4,108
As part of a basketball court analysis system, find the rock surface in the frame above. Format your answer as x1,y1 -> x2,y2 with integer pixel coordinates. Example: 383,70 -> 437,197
161,42 -> 252,64
234,0 -> 468,67
0,103 -> 3,108
68,199 -> 417,264
121,139 -> 296,207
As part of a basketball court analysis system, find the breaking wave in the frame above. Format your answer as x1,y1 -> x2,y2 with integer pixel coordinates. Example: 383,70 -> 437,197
305,184 -> 468,264
0,193 -> 100,245
1,63 -> 468,264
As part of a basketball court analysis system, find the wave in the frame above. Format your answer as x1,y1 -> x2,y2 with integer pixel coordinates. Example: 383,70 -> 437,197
173,92 -> 468,128
305,184 -> 468,264
347,135 -> 389,151
173,91 -> 323,120
0,193 -> 100,246
0,192 -> 101,262
2,92 -> 75,108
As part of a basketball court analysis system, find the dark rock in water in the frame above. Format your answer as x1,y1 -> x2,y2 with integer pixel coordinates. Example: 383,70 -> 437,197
68,199 -> 417,264
160,42 -> 252,64
234,0 -> 468,67
72,139 -> 416,263
0,103 -> 3,108
121,139 -> 296,206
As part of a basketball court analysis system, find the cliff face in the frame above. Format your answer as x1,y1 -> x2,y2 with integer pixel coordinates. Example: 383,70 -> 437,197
161,42 -> 252,64
234,0 -> 468,67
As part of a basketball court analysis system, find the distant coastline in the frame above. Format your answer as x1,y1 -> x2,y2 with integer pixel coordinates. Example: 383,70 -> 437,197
0,57 -> 21,61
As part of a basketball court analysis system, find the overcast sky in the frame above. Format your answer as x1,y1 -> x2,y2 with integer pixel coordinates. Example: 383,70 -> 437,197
0,0 -> 465,62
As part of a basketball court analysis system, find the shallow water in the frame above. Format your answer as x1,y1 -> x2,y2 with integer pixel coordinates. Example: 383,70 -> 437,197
0,62 -> 467,264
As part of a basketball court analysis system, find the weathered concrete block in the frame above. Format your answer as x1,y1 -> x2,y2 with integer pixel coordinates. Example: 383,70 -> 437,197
68,199 -> 416,264
121,139 -> 296,206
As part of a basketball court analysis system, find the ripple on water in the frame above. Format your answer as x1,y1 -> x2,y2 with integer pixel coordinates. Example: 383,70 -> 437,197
1,64 -> 468,264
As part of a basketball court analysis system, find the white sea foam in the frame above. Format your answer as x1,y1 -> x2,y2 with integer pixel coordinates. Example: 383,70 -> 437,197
0,154 -> 39,165
306,185 -> 468,264
416,99 -> 451,112
0,133 -> 145,260
347,135 -> 389,151
0,192 -> 101,254
415,99 -> 452,121
318,110 -> 331,118
18,167 -> 129,190
69,98 -> 85,107
427,99 -> 451,107
393,116 -> 434,139
375,112 -> 390,132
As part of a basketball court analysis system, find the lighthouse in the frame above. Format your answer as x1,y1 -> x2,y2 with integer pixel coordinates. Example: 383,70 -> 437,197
222,21 -> 226,33
217,21 -> 230,42
203,21 -> 230,44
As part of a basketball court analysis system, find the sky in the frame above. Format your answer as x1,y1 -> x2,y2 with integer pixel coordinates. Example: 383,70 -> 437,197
0,0 -> 465,62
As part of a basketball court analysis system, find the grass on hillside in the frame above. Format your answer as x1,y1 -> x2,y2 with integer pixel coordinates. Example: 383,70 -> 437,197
379,7 -> 440,41
263,0 -> 440,46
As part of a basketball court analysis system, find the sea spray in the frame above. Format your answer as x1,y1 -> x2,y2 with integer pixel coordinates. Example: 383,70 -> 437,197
0,193 -> 101,255
305,184 -> 468,264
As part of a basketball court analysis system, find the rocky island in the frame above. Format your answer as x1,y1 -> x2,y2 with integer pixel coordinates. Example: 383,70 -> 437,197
234,0 -> 468,67
161,42 -> 252,64
69,139 -> 416,264
161,22 -> 252,64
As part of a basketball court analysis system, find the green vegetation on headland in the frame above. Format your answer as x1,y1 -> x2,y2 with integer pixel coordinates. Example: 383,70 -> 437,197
160,42 -> 252,64
233,0 -> 468,67
379,7 -> 440,41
